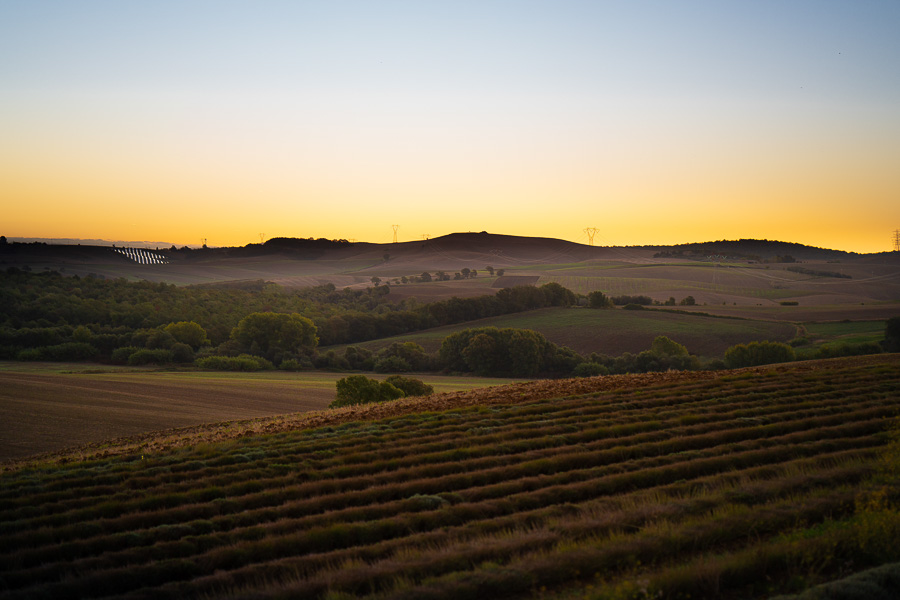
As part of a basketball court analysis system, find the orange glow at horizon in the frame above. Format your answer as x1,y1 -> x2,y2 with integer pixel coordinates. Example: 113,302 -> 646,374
2,3 -> 899,255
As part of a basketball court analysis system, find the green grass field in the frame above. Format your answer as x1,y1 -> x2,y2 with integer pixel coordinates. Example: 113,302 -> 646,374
2,355 -> 898,599
326,306 -> 798,359
803,320 -> 886,346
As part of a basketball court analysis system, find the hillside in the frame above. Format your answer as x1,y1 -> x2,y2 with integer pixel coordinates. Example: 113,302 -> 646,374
3,233 -> 897,320
2,354 -> 899,599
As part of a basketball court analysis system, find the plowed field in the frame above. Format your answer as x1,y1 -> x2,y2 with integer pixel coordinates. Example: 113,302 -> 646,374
0,368 -> 529,462
2,355 -> 898,599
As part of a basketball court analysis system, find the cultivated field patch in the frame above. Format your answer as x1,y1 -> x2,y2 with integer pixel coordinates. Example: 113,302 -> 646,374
326,307 -> 797,358
0,367 -> 529,462
1,355 -> 898,599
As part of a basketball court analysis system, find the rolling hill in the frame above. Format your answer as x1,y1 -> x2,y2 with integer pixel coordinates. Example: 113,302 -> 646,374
3,233 -> 898,316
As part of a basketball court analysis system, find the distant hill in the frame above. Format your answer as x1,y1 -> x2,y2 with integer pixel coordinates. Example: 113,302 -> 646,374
1,233 -> 869,262
648,239 -> 858,261
5,237 -> 184,248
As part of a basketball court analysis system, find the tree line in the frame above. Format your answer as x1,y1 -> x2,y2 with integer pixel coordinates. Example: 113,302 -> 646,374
1,268 -> 891,376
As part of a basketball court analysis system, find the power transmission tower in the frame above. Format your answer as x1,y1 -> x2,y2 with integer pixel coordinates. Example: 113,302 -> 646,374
392,225 -> 399,244
894,229 -> 900,252
421,234 -> 430,240
584,227 -> 599,246
259,233 -> 265,244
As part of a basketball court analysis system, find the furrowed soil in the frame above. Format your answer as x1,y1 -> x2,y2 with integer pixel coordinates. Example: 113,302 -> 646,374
0,367 -> 530,462
1,354 -> 898,600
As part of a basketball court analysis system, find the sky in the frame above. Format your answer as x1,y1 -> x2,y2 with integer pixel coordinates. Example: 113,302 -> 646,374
2,1 -> 899,253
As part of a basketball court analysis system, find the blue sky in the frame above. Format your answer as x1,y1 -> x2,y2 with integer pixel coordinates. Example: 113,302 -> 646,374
2,1 -> 899,251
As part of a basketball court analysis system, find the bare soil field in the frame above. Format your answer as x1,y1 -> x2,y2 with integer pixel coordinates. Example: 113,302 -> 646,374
0,365 -> 529,462
0,370 -> 324,461
674,302 -> 900,322
7,354 -> 895,472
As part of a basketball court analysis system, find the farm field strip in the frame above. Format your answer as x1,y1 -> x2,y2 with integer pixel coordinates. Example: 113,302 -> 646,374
539,273 -> 808,299
1,356 -> 899,599
325,306 -> 798,357
0,371 -> 887,521
0,367 -> 531,461
0,372 -> 879,515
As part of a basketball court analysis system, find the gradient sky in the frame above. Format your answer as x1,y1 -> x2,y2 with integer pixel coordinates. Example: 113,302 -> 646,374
2,1 -> 899,252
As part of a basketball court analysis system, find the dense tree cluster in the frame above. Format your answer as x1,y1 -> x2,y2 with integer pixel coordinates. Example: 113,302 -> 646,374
0,269 -> 582,368
330,374 -> 433,408
724,341 -> 795,368
440,327 -> 558,377
4,267 -> 883,378
0,269 -> 582,357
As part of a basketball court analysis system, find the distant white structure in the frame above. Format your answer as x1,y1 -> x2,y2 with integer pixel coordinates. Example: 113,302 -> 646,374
112,247 -> 169,265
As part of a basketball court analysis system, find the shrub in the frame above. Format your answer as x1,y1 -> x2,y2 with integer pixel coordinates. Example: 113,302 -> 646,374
611,295 -> 653,306
330,375 -> 404,408
164,321 -> 210,349
885,317 -> 900,352
573,362 -> 609,377
132,328 -> 176,350
373,355 -> 412,373
16,342 -> 100,361
16,347 -> 45,361
384,375 -> 433,397
315,349 -> 351,370
196,354 -> 272,371
623,303 -> 644,311
279,358 -> 303,371
724,341 -> 795,368
42,342 -> 99,361
816,342 -> 883,359
343,346 -> 374,370
650,336 -> 689,357
111,346 -> 141,364
550,346 -> 584,375
374,342 -> 431,371
170,342 -> 194,363
128,348 -> 174,365
72,325 -> 93,343
587,290 -> 613,309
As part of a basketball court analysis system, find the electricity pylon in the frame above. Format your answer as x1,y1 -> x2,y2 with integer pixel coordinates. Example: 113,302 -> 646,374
894,229 -> 900,252
584,227 -> 599,246
392,225 -> 399,244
